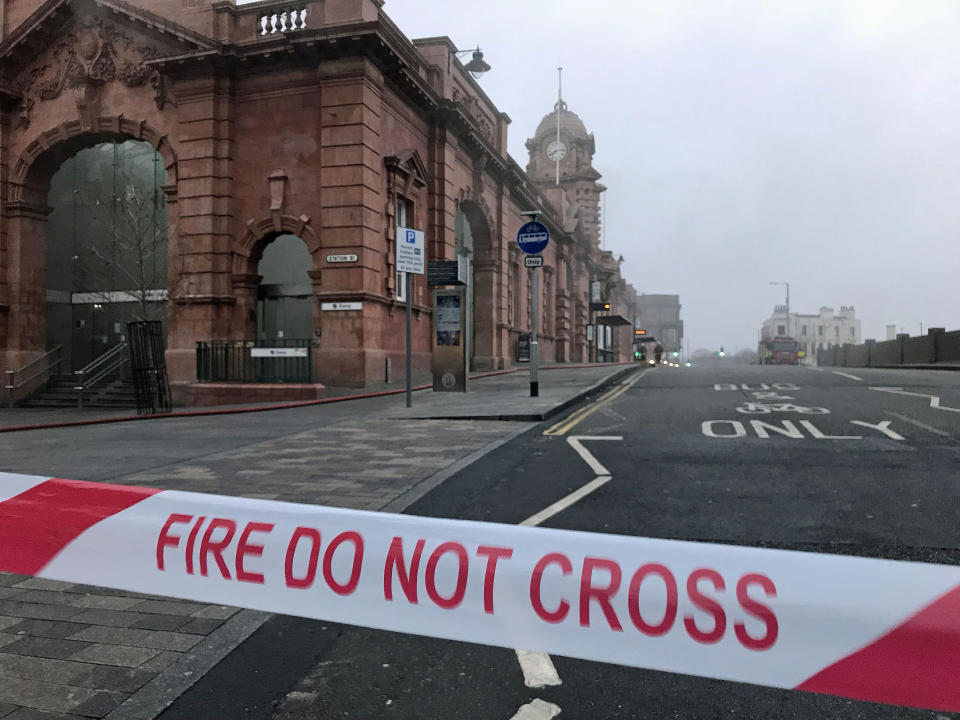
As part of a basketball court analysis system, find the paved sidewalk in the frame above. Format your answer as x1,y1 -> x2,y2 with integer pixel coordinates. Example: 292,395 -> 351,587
392,364 -> 636,421
0,363 -> 643,719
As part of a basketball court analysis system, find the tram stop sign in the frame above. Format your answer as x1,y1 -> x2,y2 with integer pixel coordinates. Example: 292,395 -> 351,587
517,221 -> 549,255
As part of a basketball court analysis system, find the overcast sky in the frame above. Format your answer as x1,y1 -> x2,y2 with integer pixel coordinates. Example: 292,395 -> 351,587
249,0 -> 960,352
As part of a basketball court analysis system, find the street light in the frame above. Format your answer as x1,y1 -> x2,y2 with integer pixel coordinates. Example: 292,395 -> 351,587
770,281 -> 790,338
453,47 -> 491,79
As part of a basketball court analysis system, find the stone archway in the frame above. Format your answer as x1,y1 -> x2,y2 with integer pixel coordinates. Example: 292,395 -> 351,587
45,139 -> 169,371
2,117 -> 178,373
455,199 -> 496,370
232,213 -> 321,340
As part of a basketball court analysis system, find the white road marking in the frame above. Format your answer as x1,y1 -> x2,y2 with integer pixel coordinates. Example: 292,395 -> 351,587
701,420 -> 747,438
750,420 -> 804,438
807,366 -> 824,372
565,435 -> 622,476
515,650 -> 562,688
753,391 -> 795,400
509,698 -> 561,720
520,476 -> 611,527
884,411 -> 951,438
798,420 -> 861,440
871,387 -> 960,413
511,435 -> 623,703
850,420 -> 905,441
832,370 -> 862,381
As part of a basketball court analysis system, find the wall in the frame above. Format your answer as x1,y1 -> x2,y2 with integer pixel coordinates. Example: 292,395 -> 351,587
818,330 -> 960,368
0,0 -> 639,400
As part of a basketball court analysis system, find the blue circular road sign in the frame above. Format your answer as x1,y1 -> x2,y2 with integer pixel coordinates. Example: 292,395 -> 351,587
517,221 -> 550,255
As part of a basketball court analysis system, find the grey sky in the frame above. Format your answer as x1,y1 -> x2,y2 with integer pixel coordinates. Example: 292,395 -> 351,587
249,0 -> 960,352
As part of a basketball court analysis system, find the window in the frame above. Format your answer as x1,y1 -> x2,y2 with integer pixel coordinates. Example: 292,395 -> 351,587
834,326 -> 840,338
818,325 -> 824,336
801,325 -> 807,336
850,327 -> 855,338
396,195 -> 413,302
777,324 -> 786,335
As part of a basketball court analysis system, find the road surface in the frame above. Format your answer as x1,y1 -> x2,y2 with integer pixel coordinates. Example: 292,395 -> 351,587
162,365 -> 960,720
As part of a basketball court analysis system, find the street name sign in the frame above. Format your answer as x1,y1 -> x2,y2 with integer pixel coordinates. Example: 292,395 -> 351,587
517,221 -> 549,255
250,347 -> 308,358
326,254 -> 358,263
396,226 -> 425,274
321,302 -> 362,311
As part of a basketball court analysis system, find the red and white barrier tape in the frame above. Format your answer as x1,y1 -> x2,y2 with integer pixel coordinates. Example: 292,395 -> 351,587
1,472 -> 959,711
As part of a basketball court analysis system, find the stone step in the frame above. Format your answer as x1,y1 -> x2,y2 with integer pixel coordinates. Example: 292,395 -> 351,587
22,378 -> 138,409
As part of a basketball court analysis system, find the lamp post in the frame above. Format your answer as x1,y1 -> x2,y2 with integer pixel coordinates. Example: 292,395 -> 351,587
770,281 -> 790,337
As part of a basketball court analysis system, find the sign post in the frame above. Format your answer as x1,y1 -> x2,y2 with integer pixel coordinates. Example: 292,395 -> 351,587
517,215 -> 550,397
397,226 -> 425,407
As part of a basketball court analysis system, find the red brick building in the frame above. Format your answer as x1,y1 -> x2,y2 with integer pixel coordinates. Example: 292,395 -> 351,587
0,0 -> 637,404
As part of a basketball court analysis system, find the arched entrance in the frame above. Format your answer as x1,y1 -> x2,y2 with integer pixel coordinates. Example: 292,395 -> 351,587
2,118 -> 178,384
256,234 -> 313,342
455,201 -> 495,370
45,140 -> 168,371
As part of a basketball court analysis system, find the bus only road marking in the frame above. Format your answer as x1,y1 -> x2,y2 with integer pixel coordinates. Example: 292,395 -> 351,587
701,419 -> 905,441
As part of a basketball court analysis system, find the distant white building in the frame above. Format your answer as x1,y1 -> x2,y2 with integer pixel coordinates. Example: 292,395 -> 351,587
760,306 -> 862,364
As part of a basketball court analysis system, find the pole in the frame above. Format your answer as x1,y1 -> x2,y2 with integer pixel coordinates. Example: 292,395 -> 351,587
530,266 -> 539,397
405,272 -> 412,408
785,282 -> 790,338
556,67 -> 562,186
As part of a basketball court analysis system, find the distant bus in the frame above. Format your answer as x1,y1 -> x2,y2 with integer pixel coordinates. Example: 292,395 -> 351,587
759,337 -> 801,365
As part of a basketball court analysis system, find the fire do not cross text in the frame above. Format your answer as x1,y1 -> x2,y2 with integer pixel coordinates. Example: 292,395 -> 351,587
156,513 -> 779,652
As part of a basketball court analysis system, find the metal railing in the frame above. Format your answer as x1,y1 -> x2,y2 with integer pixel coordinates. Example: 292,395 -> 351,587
4,346 -> 63,408
74,343 -> 129,409
197,339 -> 312,383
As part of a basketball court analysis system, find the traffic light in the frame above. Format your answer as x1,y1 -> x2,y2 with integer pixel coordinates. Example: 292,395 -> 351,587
590,302 -> 611,312
634,350 -> 641,359
672,351 -> 679,358
718,346 -> 726,358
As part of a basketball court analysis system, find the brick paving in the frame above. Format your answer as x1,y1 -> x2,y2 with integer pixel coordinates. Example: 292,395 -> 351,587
0,419 -> 527,718
0,364 -> 637,718
0,577 -> 239,718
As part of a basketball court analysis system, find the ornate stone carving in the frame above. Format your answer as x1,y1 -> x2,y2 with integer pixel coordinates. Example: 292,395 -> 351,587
471,153 -> 486,197
15,18 -> 164,129
452,86 -> 494,143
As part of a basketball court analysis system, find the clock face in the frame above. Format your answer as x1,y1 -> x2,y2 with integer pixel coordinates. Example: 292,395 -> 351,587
546,140 -> 567,161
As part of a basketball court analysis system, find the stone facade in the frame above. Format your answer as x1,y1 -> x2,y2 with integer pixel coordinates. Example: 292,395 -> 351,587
636,294 -> 683,357
761,305 -> 861,363
0,0 -> 638,403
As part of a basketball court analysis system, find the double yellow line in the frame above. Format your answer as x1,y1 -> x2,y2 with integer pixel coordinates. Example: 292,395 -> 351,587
542,368 -> 649,436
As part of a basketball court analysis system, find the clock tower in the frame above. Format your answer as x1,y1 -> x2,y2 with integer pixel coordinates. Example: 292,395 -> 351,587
525,99 -> 606,247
